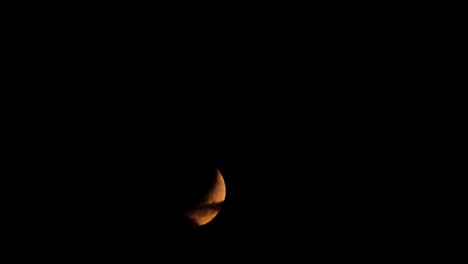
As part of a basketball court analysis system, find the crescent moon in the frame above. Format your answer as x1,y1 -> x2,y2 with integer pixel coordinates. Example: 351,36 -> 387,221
185,168 -> 226,226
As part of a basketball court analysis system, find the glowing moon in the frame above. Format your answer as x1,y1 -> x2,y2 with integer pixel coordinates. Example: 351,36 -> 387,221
185,168 -> 226,226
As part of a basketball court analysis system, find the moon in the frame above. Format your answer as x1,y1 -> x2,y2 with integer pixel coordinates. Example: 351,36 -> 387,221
185,168 -> 226,227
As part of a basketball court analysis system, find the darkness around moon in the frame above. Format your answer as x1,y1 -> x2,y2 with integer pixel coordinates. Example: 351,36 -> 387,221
75,4 -> 446,261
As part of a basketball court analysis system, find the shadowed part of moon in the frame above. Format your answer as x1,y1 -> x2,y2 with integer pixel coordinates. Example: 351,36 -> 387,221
185,168 -> 226,226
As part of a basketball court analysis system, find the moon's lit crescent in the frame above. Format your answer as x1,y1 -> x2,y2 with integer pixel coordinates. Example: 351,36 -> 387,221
185,168 -> 226,226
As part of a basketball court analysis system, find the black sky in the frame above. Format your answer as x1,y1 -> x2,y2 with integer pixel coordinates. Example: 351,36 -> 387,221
80,3 -> 442,261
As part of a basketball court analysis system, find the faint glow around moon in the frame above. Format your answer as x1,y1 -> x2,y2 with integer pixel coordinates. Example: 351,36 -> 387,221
185,168 -> 226,226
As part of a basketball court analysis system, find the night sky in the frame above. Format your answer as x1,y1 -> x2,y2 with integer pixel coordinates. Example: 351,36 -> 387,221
82,3 -> 440,261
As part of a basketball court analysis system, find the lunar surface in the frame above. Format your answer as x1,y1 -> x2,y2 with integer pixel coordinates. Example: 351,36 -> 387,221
184,168 -> 226,226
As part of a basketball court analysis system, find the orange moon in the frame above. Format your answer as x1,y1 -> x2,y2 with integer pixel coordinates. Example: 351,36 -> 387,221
185,168 -> 226,226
